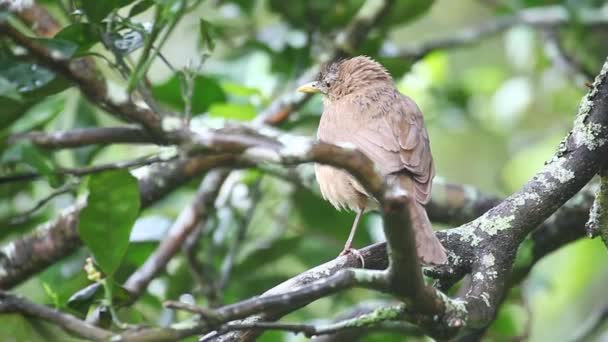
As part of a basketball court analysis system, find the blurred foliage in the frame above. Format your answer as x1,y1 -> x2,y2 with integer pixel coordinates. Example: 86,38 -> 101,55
1,0 -> 608,341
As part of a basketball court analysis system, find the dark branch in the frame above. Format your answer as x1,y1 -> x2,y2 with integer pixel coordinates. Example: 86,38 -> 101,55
8,184 -> 75,225
0,290 -> 112,341
0,155 -> 174,184
200,305 -> 417,341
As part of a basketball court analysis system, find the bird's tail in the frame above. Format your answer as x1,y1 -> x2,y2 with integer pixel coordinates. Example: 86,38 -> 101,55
410,202 -> 447,265
386,174 -> 447,265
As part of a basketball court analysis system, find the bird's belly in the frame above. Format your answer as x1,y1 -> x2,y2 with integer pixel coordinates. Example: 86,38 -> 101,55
314,164 -> 369,212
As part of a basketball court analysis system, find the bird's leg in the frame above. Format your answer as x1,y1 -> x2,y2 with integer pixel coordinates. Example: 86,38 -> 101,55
339,207 -> 365,268
343,208 -> 363,251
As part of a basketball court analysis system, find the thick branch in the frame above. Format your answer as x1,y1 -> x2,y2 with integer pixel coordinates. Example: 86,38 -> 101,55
426,179 -> 501,226
381,192 -> 442,314
455,58 -> 608,327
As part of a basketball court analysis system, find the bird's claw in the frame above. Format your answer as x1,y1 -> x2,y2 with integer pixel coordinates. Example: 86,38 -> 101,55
339,248 -> 365,268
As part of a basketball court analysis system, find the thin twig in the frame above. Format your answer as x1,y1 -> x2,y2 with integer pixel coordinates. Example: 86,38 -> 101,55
8,183 -> 76,226
124,169 -> 228,298
0,290 -> 112,341
164,300 -> 222,324
393,5 -> 608,60
218,178 -> 262,290
0,155 -> 231,289
10,127 -> 157,149
183,223 -> 222,307
200,311 -> 420,342
542,29 -> 594,87
0,155 -> 175,184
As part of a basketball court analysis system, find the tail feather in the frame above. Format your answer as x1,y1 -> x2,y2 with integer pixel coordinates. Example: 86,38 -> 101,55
388,173 -> 447,265
410,202 -> 447,265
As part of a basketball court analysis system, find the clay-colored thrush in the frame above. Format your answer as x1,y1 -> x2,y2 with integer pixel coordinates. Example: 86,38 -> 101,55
297,56 -> 447,265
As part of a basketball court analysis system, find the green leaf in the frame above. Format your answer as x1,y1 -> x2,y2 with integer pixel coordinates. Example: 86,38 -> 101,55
67,281 -> 134,315
152,74 -> 226,114
20,142 -> 61,186
199,18 -> 216,51
127,0 -> 187,92
79,170 -> 140,276
67,283 -> 102,314
129,0 -> 155,17
0,58 -> 72,101
7,95 -> 64,134
376,57 -> 413,78
54,23 -> 100,54
0,61 -> 55,93
0,77 -> 22,102
208,103 -> 257,121
233,236 -> 301,276
383,0 -> 435,27
2,140 -> 61,187
32,38 -> 79,58
488,303 -> 526,337
292,188 -> 359,242
230,0 -> 256,12
71,98 -> 104,166
38,251 -> 91,310
221,81 -> 262,97
268,0 -> 363,33
80,0 -> 137,22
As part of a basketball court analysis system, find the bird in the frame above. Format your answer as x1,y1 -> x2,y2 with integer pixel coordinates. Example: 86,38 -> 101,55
297,56 -> 447,265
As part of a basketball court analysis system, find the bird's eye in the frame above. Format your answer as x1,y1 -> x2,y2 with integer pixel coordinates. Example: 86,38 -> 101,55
325,81 -> 330,87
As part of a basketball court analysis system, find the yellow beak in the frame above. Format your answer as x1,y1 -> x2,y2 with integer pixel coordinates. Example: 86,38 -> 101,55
297,81 -> 319,93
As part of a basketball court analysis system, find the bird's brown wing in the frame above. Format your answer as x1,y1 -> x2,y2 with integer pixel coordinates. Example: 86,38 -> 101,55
344,90 -> 435,204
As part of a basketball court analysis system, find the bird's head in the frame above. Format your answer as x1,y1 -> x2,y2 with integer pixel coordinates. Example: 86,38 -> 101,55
297,56 -> 392,100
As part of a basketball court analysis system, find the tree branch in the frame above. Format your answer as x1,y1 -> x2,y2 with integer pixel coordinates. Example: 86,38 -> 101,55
7,183 -> 75,225
0,290 -> 112,341
586,169 -> 608,247
9,127 -> 158,149
542,29 -> 594,87
0,155 -> 174,184
200,304 -> 416,340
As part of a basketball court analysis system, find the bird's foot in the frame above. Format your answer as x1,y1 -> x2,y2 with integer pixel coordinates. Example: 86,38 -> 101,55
339,247 -> 365,268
